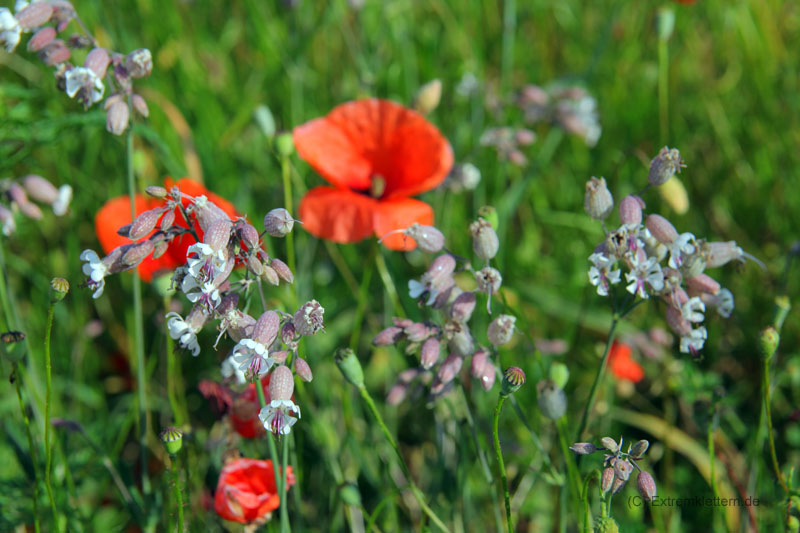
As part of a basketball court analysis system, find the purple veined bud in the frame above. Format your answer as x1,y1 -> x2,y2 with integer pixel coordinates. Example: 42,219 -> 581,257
160,209 -> 175,231
269,365 -> 294,402
106,101 -> 130,135
665,305 -> 692,336
293,300 -> 324,336
252,310 -> 280,347
537,379 -> 567,419
703,241 -> 744,268
217,293 -> 239,315
475,267 -> 502,295
271,350 -> 288,364
600,437 -> 619,453
145,185 -> 167,198
280,322 -> 296,344
601,467 -> 615,493
22,175 -> 58,204
584,176 -> 614,220
613,459 -> 633,482
403,223 -> 445,253
637,471 -> 657,502
630,439 -> 650,458
372,326 -> 404,347
18,199 -> 43,220
432,354 -> 463,393
294,357 -> 313,382
420,338 -> 441,369
152,239 -> 168,259
7,183 -> 30,206
470,218 -> 500,261
427,254 -> 457,283
404,322 -> 431,343
39,39 -> 70,66
478,361 -> 496,391
129,207 -> 166,240
645,214 -> 679,244
204,218 -> 232,251
686,273 -> 720,296
386,382 -> 410,406
237,223 -> 260,250
393,317 -> 414,329
470,349 -> 489,379
131,94 -> 149,117
450,291 -> 476,322
413,79 -> 442,115
15,2 -> 53,30
611,476 -> 627,495
569,443 -> 597,455
261,265 -> 280,286
120,240 -> 155,268
84,47 -> 110,78
27,26 -> 56,52
487,314 -> 516,346
125,48 -> 153,78
619,195 -> 644,226
270,258 -> 294,284
648,146 -> 686,186
246,255 -> 265,277
264,208 -> 295,237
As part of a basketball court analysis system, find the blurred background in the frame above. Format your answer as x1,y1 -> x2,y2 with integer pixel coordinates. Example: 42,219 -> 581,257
1,0 -> 798,531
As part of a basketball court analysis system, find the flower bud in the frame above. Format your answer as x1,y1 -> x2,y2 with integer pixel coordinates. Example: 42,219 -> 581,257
276,132 -> 295,157
22,175 -> 58,204
335,348 -> 365,388
501,366 -> 526,395
645,214 -> 679,245
237,223 -> 260,249
85,47 -> 110,78
125,48 -> 153,78
264,208 -> 294,237
630,439 -> 650,458
39,40 -> 70,66
28,26 -> 56,51
16,2 -> 53,30
145,185 -> 168,198
160,427 -> 183,455
487,314 -> 516,346
372,326 -> 404,346
257,264 -> 277,286
269,365 -> 294,402
648,146 -> 685,186
246,255 -> 264,277
600,437 -> 619,453
759,327 -> 779,361
637,471 -> 657,502
600,466 -> 615,493
120,240 -> 155,267
252,311 -> 280,347
432,354 -> 463,393
445,321 -> 473,357
537,379 -> 567,419
478,360 -> 496,391
271,350 -> 288,364
131,94 -> 149,117
129,208 -> 165,240
49,277 -> 69,303
470,218 -> 499,260
270,259 -> 294,284
404,223 -> 445,253
665,305 -> 692,336
404,322 -> 431,343
619,195 -> 644,226
294,357 -> 313,382
569,443 -> 597,455
204,218 -> 232,251
613,458 -> 633,481
106,101 -> 130,136
413,79 -> 442,115
450,291 -> 476,322
686,273 -> 720,296
584,177 -> 614,220
420,338 -> 441,369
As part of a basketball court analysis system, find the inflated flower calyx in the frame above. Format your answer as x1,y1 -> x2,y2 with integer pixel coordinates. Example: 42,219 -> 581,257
637,471 -> 657,502
264,208 -> 295,237
470,217 -> 499,260
584,176 -> 614,220
648,146 -> 685,186
569,442 -> 597,455
487,314 -> 516,346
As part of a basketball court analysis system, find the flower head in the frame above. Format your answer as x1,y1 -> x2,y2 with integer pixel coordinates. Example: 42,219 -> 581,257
294,99 -> 453,251
259,366 -> 301,435
214,458 -> 295,524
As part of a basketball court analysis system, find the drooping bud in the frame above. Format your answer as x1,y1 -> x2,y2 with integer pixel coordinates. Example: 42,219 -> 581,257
28,26 -> 56,51
569,443 -> 597,455
16,2 -> 53,30
645,214 -> 678,244
270,259 -> 294,284
501,366 -> 526,395
420,338 -> 441,369
252,310 -> 280,347
237,223 -> 260,250
648,146 -> 685,186
294,357 -> 313,382
160,427 -> 183,455
335,348 -> 365,388
264,208 -> 295,237
619,195 -> 644,226
630,439 -> 650,458
470,218 -> 499,260
487,314 -> 516,346
537,379 -> 567,419
49,277 -> 69,303
125,48 -> 153,78
145,185 -> 168,198
600,437 -> 619,453
413,79 -> 442,115
106,101 -> 130,135
613,459 -> 633,482
450,291 -> 476,322
131,94 -> 149,117
759,327 -> 779,361
372,326 -> 404,346
269,365 -> 294,402
246,256 -> 264,277
404,223 -> 445,253
600,467 -> 615,493
129,208 -> 165,240
637,471 -> 657,502
84,47 -> 110,78
22,175 -> 58,204
261,265 -> 280,286
431,354 -> 463,393
584,177 -> 614,220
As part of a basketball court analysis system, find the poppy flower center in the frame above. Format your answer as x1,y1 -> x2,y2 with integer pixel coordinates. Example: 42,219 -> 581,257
352,175 -> 387,199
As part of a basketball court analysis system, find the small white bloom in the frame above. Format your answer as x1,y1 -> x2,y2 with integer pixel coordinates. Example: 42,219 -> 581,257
0,8 -> 22,53
588,252 -> 621,296
165,312 -> 201,356
625,255 -> 664,298
408,278 -> 438,305
713,288 -> 734,318
680,327 -> 707,355
221,355 -> 247,384
52,185 -> 73,216
65,67 -> 105,104
231,338 -> 273,376
668,232 -> 697,270
80,249 -> 108,298
186,242 -> 226,281
681,296 -> 705,323
181,276 -> 220,313
14,1 -> 30,13
258,400 -> 301,436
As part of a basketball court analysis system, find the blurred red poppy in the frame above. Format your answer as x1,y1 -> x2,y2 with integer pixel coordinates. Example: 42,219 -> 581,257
94,178 -> 238,282
214,458 -> 296,524
231,375 -> 271,439
294,99 -> 453,250
608,341 -> 644,383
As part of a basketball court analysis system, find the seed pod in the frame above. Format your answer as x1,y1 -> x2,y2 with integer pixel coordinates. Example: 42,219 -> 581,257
129,208 -> 165,240
264,208 -> 294,237
49,277 -> 69,303
648,146 -> 685,186
420,338 -> 441,369
294,357 -> 313,382
501,367 -> 526,395
106,101 -> 130,135
270,259 -> 294,284
125,48 -> 153,78
131,94 -> 149,117
27,26 -> 56,52
759,327 -> 779,361
645,214 -> 678,244
487,314 -> 516,346
619,195 -> 644,226
584,176 -> 614,220
537,379 -> 567,419
160,427 -> 183,456
637,471 -> 657,502
413,79 -> 442,115
372,326 -> 404,346
22,175 -> 59,204
84,47 -> 110,78
252,311 -> 280,347
335,348 -> 364,388
16,2 -> 53,30
600,437 -> 619,453
268,365 -> 294,402
470,218 -> 500,260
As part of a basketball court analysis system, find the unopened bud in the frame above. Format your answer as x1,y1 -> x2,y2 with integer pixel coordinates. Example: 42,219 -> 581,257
106,101 -> 130,136
145,185 -> 168,198
131,94 -> 149,117
404,322 -> 431,343
645,214 -> 678,244
600,437 -> 619,453
501,366 -> 526,395
269,365 -> 294,402
261,265 -> 280,286
372,326 -> 404,346
420,338 -> 441,369
129,208 -> 165,240
537,379 -> 567,419
125,48 -> 153,78
246,255 -> 264,277
549,362 -> 569,389
39,40 -> 70,66
335,348 -> 365,388
432,354 -> 463,393
276,132 -> 295,157
404,223 -> 445,253
470,218 -> 499,260
294,357 -> 313,382
160,427 -> 183,455
648,146 -> 685,186
16,2 -> 53,30
85,48 -> 110,78
569,442 -> 597,455
413,79 -> 442,114
252,311 -> 280,347
619,195 -> 644,226
22,175 -> 58,204
120,240 -> 154,267
28,26 -> 56,51
636,471 -> 657,502
759,327 -> 779,361
204,219 -> 232,251
49,277 -> 69,303
267,259 -> 292,284
160,210 -> 175,231
487,314 -> 515,346
264,208 -> 294,237
271,350 -> 288,365
450,291 -> 476,322
237,223 -> 260,249
630,439 -> 650,458
601,467 -> 615,493
386,382 -> 410,406
584,177 -> 614,220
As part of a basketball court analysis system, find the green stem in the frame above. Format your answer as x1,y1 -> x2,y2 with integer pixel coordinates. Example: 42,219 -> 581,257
43,303 -> 60,531
357,385 -> 450,533
575,316 -> 619,441
707,421 -> 721,531
281,431 -> 290,533
556,417 -> 582,508
164,298 -> 184,426
762,357 -> 788,493
581,471 -> 600,533
374,251 -> 405,318
14,363 -> 41,533
658,30 -> 669,144
171,457 -> 184,532
281,154 -> 297,308
500,0 -> 517,103
126,117 -> 150,497
492,395 -> 513,533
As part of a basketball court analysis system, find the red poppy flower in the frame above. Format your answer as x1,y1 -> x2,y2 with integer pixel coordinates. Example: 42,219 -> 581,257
294,99 -> 453,250
94,178 -> 238,282
231,375 -> 271,439
214,458 -> 296,524
608,341 -> 644,383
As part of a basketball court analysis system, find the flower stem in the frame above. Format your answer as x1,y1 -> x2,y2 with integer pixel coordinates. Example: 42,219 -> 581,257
13,362 -> 41,533
281,431 -> 290,533
256,379 -> 290,532
164,298 -> 185,426
357,385 -> 450,533
762,356 -> 788,493
43,302 -> 60,532
170,456 -> 184,532
581,471 -> 600,533
126,116 -> 150,497
492,394 -> 513,533
374,251 -> 405,318
658,33 -> 669,144
575,316 -> 618,441
280,154 -> 297,308
707,419 -> 722,531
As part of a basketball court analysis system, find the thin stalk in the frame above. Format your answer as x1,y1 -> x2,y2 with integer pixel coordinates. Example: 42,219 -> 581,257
14,363 -> 41,533
762,357 -> 788,493
170,457 -> 184,532
43,303 -> 60,531
500,0 -> 517,102
164,298 -> 184,426
658,30 -> 669,144
281,431 -> 290,533
126,117 -> 150,496
280,154 -> 297,308
349,244 -> 376,350
357,385 -> 450,533
492,395 -> 512,533
374,251 -> 405,318
707,422 -> 721,531
556,416 -> 582,507
575,316 -> 619,441
256,379 -> 290,532
581,471 -> 600,533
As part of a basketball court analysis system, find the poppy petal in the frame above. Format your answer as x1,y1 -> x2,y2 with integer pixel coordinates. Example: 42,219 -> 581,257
373,197 -> 434,251
298,187 -> 376,244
